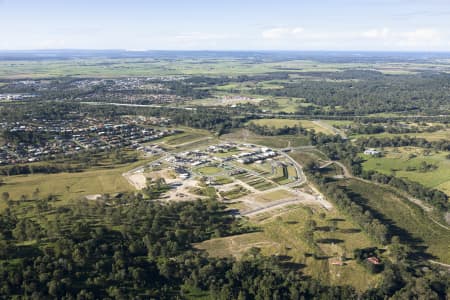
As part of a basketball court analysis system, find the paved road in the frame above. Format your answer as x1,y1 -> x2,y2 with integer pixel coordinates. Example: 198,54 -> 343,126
82,101 -> 196,111
227,141 -> 333,214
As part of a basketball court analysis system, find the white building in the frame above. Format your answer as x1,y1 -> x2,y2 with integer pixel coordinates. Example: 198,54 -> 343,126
364,148 -> 380,156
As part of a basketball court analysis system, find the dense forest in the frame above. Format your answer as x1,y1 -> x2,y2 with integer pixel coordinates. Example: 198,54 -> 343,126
1,193 -> 448,299
250,71 -> 450,115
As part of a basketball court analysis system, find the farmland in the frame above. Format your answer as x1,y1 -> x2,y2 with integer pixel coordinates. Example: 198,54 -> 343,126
362,147 -> 450,195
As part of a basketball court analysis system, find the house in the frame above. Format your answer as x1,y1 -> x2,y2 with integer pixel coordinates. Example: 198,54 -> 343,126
175,167 -> 190,179
364,148 -> 380,156
331,260 -> 345,266
367,257 -> 381,265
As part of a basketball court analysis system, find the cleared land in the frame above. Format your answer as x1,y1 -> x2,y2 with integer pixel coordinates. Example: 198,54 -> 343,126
196,166 -> 223,176
221,129 -> 310,148
361,147 -> 450,195
253,189 -> 296,203
0,159 -> 151,210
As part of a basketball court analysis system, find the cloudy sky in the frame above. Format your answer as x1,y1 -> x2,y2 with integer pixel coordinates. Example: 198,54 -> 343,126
0,0 -> 449,51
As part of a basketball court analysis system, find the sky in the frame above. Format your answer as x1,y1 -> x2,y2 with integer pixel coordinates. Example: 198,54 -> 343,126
0,0 -> 450,51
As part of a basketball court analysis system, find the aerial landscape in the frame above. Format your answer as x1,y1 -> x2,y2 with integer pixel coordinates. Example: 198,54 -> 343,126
0,0 -> 449,299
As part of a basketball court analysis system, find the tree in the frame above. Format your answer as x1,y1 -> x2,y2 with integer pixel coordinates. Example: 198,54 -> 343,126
1,191 -> 9,202
305,219 -> 317,231
389,236 -> 410,262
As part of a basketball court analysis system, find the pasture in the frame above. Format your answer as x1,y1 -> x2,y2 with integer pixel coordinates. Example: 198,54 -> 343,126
361,147 -> 450,195
195,166 -> 223,176
0,159 -> 151,211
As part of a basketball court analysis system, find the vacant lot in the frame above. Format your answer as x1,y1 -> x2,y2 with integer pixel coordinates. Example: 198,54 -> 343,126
196,166 -> 223,176
162,132 -> 208,146
0,159 -> 153,210
221,129 -> 310,148
255,189 -> 296,202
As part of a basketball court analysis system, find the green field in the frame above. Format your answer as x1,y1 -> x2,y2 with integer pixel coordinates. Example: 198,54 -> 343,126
352,128 -> 450,142
361,147 -> 450,195
0,58 -> 351,79
0,59 -> 325,79
160,130 -> 209,146
2,57 -> 450,80
321,120 -> 354,127
0,159 -> 152,210
254,190 -> 295,202
221,129 -> 310,148
196,166 -> 223,176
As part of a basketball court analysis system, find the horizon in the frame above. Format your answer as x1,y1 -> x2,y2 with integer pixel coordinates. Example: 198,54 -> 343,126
2,49 -> 450,53
1,0 -> 450,51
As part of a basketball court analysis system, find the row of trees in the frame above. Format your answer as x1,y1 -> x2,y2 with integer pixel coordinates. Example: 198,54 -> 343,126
306,169 -> 389,245
246,123 -> 311,136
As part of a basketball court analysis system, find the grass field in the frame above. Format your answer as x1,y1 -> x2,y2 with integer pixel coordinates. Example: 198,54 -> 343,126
0,58 -> 322,78
196,166 -> 223,176
221,129 -> 310,148
2,57 -> 450,79
213,176 -> 233,185
361,147 -> 450,195
341,179 -> 450,264
321,120 -> 354,127
255,190 -> 295,202
289,150 -> 328,165
0,58 -> 351,79
248,119 -> 334,134
196,204 -> 380,291
0,159 -> 153,211
161,130 -> 209,146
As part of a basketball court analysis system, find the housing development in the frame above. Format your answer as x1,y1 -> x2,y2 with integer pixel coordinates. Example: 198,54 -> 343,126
0,1 -> 450,297
0,50 -> 449,299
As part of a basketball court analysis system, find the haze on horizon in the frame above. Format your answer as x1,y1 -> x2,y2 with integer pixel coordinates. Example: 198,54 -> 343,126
1,0 -> 450,52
